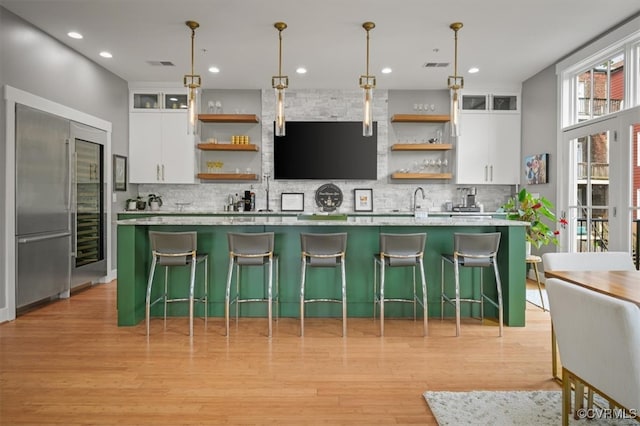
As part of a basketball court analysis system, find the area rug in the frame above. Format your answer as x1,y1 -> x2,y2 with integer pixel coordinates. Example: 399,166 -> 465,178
423,390 -> 638,425
526,288 -> 549,311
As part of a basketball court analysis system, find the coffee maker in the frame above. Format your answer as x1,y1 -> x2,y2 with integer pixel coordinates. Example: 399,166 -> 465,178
466,187 -> 477,208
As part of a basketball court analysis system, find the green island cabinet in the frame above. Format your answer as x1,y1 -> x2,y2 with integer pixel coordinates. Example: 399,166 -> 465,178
116,214 -> 527,328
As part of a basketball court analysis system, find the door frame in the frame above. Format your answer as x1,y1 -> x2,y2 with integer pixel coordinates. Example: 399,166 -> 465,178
558,106 -> 640,253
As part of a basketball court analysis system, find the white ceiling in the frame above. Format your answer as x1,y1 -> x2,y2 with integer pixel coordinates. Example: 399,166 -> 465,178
2,0 -> 639,91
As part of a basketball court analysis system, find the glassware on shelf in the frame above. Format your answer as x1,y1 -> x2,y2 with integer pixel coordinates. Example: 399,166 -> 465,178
206,160 -> 224,173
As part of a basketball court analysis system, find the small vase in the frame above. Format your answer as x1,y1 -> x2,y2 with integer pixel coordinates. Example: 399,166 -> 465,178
525,241 -> 532,257
150,201 -> 160,211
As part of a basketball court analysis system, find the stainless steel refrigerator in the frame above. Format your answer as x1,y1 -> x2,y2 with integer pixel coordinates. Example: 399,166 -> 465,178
15,104 -> 107,310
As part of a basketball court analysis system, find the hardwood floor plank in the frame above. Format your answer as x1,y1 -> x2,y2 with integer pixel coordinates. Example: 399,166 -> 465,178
0,279 -> 558,425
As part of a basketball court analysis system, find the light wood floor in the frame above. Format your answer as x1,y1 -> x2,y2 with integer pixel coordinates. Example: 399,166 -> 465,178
0,280 -> 558,425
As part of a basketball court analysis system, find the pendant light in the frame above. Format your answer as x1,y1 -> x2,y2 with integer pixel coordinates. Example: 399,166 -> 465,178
183,20 -> 201,135
272,22 -> 288,137
447,22 -> 463,138
359,22 -> 376,137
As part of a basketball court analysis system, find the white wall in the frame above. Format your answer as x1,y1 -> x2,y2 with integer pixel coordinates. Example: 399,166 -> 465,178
520,65 -> 558,260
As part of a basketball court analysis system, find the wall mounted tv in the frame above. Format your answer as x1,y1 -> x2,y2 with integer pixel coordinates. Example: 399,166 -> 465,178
273,121 -> 377,180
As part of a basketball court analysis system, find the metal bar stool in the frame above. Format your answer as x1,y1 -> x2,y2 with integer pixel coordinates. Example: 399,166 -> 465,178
145,231 -> 208,336
373,232 -> 428,336
440,232 -> 503,336
300,232 -> 348,337
225,232 -> 278,337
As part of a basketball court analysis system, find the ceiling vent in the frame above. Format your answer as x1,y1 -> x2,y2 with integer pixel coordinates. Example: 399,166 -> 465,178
423,62 -> 449,68
147,61 -> 175,66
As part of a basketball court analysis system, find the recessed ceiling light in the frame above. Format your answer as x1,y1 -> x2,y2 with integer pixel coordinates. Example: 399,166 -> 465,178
67,31 -> 83,39
468,67 -> 479,74
381,67 -> 392,74
296,67 -> 307,74
99,51 -> 112,58
208,66 -> 220,73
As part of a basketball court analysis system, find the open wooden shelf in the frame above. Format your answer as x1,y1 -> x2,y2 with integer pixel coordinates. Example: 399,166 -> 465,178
391,172 -> 452,180
197,173 -> 258,181
391,143 -> 452,151
390,114 -> 450,123
198,114 -> 259,123
197,143 -> 259,152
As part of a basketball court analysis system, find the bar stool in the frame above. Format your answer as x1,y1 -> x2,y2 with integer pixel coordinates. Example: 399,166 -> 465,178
440,232 -> 503,337
526,254 -> 546,311
373,233 -> 428,336
225,232 -> 278,337
300,232 -> 348,337
145,231 -> 208,336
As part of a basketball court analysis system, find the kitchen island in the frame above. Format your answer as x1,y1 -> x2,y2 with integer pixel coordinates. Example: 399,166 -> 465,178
117,214 -> 528,327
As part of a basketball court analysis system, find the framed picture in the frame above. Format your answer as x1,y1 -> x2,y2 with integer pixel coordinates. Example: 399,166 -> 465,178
524,153 -> 549,185
113,155 -> 127,191
354,188 -> 373,212
281,192 -> 304,212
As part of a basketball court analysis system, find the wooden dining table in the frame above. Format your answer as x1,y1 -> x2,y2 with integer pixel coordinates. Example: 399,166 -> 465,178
544,269 -> 640,382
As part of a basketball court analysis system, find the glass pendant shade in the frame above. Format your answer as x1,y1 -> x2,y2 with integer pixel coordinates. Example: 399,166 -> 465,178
275,86 -> 286,136
362,86 -> 373,137
450,88 -> 460,138
187,87 -> 199,135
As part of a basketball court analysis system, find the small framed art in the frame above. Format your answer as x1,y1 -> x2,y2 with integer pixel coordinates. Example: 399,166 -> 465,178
113,155 -> 127,191
524,153 -> 549,185
354,188 -> 373,212
281,193 -> 304,212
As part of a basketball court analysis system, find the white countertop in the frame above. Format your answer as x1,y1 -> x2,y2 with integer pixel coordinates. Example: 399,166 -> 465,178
117,214 -> 526,227
118,210 -> 503,217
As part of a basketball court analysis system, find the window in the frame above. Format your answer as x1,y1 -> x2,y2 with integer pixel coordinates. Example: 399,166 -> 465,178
558,16 -> 639,129
575,52 -> 625,122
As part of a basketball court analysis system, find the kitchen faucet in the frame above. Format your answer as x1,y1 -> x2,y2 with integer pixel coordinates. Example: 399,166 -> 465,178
413,187 -> 425,212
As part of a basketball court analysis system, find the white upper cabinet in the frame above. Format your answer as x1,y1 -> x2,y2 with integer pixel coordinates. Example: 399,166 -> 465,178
461,93 -> 519,113
128,88 -> 195,184
456,91 -> 521,185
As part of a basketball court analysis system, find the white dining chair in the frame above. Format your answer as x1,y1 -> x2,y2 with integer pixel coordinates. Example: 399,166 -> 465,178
546,277 -> 640,426
541,251 -> 635,272
541,251 -> 636,383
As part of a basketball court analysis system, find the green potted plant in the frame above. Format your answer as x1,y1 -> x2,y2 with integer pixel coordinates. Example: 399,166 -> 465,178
125,198 -> 137,211
148,194 -> 163,211
500,188 -> 566,252
134,196 -> 146,211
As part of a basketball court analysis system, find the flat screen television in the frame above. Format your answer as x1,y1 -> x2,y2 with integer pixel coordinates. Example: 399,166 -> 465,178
273,121 -> 377,180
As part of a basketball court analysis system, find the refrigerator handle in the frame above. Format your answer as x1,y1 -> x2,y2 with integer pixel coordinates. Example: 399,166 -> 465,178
72,149 -> 78,257
18,231 -> 72,244
66,139 -> 71,211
